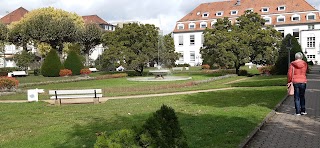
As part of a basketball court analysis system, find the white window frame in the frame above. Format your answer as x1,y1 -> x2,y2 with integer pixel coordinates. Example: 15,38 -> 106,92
211,19 -> 217,28
261,7 -> 269,12
200,22 -> 207,28
177,24 -> 184,30
216,11 -> 223,16
246,8 -> 254,12
231,10 -> 238,15
178,51 -> 184,61
307,34 -> 316,48
278,29 -> 285,37
307,55 -> 315,59
190,35 -> 195,45
277,15 -> 285,22
306,13 -> 316,20
278,6 -> 286,11
178,35 -> 183,46
189,23 -> 196,29
308,24 -> 315,30
190,51 -> 195,62
202,12 -> 209,17
291,14 -> 300,21
263,16 -> 272,24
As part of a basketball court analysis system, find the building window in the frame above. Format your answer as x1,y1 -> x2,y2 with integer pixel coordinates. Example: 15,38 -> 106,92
179,51 -> 184,61
216,11 -> 223,16
293,29 -> 299,40
263,17 -> 271,24
189,23 -> 195,29
200,22 -> 207,28
178,35 -> 183,46
278,29 -> 284,37
177,24 -> 184,30
291,14 -> 300,21
278,6 -> 286,11
262,7 -> 269,12
307,13 -> 316,20
308,25 -> 315,30
277,16 -> 285,22
307,36 -> 315,48
190,51 -> 195,61
202,13 -> 209,17
190,35 -> 195,45
307,55 -> 315,59
246,8 -> 253,12
231,10 -> 238,15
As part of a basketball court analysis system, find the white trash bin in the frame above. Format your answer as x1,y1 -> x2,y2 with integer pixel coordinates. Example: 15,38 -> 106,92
28,89 -> 38,102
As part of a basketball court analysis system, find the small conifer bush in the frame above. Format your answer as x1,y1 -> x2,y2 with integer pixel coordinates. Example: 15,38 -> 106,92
41,49 -> 62,77
64,50 -> 84,75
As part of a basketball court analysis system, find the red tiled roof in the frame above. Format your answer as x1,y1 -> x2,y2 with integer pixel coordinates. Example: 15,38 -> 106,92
0,7 -> 28,25
82,15 -> 109,25
174,0 -> 320,32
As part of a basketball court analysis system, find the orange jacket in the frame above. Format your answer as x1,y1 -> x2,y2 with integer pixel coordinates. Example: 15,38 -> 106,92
287,59 -> 307,83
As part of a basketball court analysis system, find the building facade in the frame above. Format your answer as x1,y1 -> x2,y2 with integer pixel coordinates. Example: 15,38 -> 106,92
173,0 -> 320,66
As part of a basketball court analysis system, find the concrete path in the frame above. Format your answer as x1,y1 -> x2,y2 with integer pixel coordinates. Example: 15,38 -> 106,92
246,65 -> 320,148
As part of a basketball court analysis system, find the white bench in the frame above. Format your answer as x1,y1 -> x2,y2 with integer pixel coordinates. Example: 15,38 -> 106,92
172,67 -> 183,71
49,89 -> 102,105
8,71 -> 28,77
89,68 -> 99,72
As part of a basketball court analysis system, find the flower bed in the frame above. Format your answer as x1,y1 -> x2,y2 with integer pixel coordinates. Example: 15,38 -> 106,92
59,69 -> 72,77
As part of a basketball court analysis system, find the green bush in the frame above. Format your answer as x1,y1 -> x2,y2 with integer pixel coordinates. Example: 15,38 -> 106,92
41,49 -> 62,77
176,63 -> 190,67
137,105 -> 188,148
0,67 -> 19,76
308,61 -> 314,66
94,130 -> 139,148
238,69 -> 248,76
64,50 -> 84,75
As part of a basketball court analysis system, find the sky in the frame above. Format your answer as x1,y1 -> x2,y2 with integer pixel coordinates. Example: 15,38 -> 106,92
0,0 -> 319,34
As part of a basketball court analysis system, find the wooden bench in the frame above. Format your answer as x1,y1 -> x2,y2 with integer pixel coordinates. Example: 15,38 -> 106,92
89,68 -> 99,72
172,67 -> 183,71
8,71 -> 28,77
49,89 -> 102,105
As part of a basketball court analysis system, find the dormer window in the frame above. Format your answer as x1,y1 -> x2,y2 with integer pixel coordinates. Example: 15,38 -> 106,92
263,16 -> 272,24
277,15 -> 285,22
247,8 -> 254,12
211,19 -> 217,28
307,13 -> 316,20
278,6 -> 286,11
216,11 -> 223,16
202,13 -> 209,17
189,23 -> 196,29
231,10 -> 238,15
200,22 -> 207,28
262,7 -> 269,12
291,14 -> 300,21
177,24 -> 184,30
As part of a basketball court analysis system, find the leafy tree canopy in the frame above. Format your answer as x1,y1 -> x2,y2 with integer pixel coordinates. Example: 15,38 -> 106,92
13,50 -> 35,70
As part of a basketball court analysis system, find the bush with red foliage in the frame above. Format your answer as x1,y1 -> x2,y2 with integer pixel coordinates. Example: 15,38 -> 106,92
59,69 -> 72,77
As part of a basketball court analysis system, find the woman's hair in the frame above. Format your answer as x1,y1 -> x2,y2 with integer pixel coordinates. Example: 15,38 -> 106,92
295,52 -> 303,60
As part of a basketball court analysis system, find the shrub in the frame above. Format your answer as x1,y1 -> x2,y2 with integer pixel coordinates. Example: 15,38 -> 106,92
137,105 -> 188,148
64,50 -> 84,75
0,67 -> 19,76
201,64 -> 210,69
59,69 -> 72,77
94,130 -> 139,148
176,63 -> 190,67
41,49 -> 62,77
96,73 -> 128,80
307,61 -> 314,66
33,69 -> 40,76
0,77 -> 19,90
258,66 -> 273,75
238,70 -> 248,76
80,68 -> 91,75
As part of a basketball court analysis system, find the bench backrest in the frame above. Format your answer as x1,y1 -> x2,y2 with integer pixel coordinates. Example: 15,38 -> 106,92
12,71 -> 27,75
49,89 -> 102,99
89,68 -> 98,72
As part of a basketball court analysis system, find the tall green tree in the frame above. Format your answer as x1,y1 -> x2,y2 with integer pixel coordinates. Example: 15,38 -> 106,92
157,33 -> 179,67
102,23 -> 158,75
201,11 -> 281,74
13,50 -> 35,71
8,21 -> 30,51
13,7 -> 84,54
0,23 -> 8,67
78,23 -> 103,66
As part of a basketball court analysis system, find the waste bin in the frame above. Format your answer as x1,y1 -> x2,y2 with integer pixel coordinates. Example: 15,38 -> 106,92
28,89 -> 39,102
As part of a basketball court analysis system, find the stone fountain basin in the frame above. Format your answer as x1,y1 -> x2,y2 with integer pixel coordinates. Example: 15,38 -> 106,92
149,69 -> 170,76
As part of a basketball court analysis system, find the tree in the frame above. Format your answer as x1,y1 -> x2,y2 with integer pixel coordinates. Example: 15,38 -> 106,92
78,23 -> 103,66
8,21 -> 30,51
13,50 -> 35,70
13,7 -> 84,54
102,23 -> 158,75
41,49 -> 62,77
157,33 -> 179,67
64,50 -> 84,75
0,23 -> 8,67
201,11 -> 281,74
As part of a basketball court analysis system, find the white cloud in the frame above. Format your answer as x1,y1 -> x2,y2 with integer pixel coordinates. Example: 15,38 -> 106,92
0,0 -> 319,34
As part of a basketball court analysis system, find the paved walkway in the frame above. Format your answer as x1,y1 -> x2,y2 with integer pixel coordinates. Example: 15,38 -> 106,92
246,65 -> 320,148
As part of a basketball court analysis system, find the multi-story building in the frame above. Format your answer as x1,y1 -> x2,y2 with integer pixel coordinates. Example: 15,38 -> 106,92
173,0 -> 320,66
0,7 -> 115,67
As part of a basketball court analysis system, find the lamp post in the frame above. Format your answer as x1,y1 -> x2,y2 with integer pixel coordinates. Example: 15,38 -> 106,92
286,38 -> 292,68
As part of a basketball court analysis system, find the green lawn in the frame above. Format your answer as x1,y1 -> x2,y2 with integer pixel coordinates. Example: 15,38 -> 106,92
0,85 -> 286,148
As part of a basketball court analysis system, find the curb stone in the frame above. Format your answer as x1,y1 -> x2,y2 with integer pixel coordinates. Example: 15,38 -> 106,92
238,94 -> 289,148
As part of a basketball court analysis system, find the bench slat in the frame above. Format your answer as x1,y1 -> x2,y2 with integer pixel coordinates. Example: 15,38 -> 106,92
49,89 -> 102,95
50,94 -> 103,99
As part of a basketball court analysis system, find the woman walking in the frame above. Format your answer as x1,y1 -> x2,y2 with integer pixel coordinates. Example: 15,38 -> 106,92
287,52 -> 308,115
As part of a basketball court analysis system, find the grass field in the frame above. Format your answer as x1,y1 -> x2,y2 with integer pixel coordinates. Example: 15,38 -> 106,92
0,75 -> 287,148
